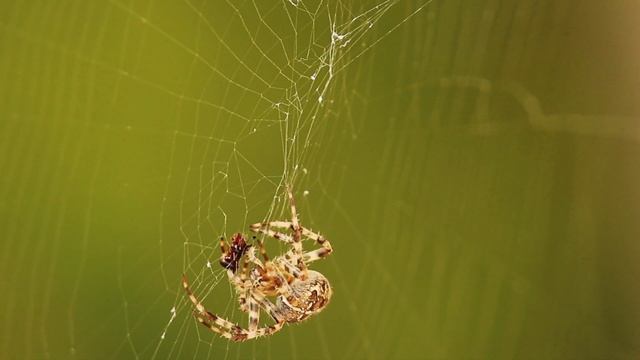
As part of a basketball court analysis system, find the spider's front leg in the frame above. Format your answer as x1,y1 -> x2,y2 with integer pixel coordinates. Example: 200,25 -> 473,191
301,235 -> 333,263
249,187 -> 304,252
252,220 -> 333,264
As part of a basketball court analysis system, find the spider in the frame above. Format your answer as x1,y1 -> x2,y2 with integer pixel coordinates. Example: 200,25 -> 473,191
181,188 -> 333,341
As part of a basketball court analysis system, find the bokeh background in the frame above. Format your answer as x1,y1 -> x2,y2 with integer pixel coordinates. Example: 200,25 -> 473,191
1,0 -> 639,359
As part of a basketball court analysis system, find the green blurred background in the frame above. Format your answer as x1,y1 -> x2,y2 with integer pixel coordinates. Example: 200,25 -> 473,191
1,0 -> 639,359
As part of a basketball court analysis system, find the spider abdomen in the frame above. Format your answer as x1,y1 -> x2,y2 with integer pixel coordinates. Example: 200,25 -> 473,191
276,270 -> 332,323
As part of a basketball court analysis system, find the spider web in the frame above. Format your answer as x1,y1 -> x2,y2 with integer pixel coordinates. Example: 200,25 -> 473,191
143,2 -> 425,358
0,0 -> 433,359
109,1 -> 433,358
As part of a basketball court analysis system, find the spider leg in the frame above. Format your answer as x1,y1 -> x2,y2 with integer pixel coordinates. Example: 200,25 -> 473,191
183,275 -> 286,341
249,224 -> 303,264
249,187 -> 302,244
194,314 -> 240,340
252,293 -> 282,321
249,293 -> 286,338
196,298 -> 285,341
299,229 -> 333,263
194,309 -> 254,341
248,226 -> 293,243
280,186 -> 298,225
245,246 -> 265,268
280,252 -> 303,278
251,188 -> 333,276
254,220 -> 293,230
252,222 -> 326,244
233,259 -> 252,312
252,222 -> 332,264
255,237 -> 270,262
181,275 -> 209,315
181,275 -> 239,330
301,244 -> 333,263
299,227 -> 328,244
286,187 -> 303,243
208,313 -> 284,341
247,231 -> 303,278
182,275 -> 250,340
248,296 -> 260,333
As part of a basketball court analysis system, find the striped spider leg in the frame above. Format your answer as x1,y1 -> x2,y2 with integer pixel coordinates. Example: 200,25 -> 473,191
181,273 -> 285,341
249,188 -> 333,273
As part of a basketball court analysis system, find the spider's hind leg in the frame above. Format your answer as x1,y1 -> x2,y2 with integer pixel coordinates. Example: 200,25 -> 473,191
188,284 -> 285,341
286,187 -> 302,241
249,224 -> 304,266
301,244 -> 333,263
182,276 -> 238,330
248,225 -> 293,243
249,186 -> 302,244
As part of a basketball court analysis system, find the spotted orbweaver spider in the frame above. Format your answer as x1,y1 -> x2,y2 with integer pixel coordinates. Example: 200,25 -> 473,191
181,188 -> 333,341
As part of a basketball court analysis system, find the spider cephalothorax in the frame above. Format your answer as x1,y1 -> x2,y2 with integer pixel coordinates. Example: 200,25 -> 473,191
182,188 -> 333,341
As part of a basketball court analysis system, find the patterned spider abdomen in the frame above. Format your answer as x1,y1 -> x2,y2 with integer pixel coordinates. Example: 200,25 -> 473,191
276,270 -> 332,323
